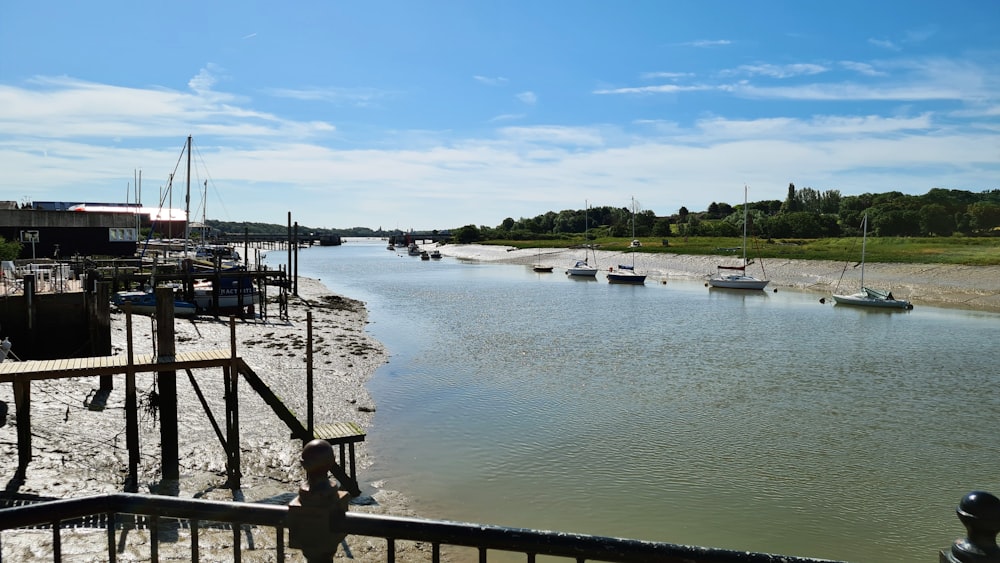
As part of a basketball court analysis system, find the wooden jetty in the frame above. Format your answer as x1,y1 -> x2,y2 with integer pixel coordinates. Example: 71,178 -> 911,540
0,293 -> 364,496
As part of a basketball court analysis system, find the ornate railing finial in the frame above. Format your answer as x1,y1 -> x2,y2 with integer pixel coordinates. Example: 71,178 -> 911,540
941,491 -> 1000,563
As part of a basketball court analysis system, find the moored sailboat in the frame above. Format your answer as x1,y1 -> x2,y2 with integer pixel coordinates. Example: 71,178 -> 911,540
566,201 -> 598,277
607,197 -> 646,284
709,186 -> 769,290
832,214 -> 913,309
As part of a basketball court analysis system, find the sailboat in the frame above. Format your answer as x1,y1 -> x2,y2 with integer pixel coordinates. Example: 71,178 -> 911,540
708,186 -> 769,290
566,200 -> 598,277
607,197 -> 646,284
533,247 -> 553,273
832,213 -> 913,309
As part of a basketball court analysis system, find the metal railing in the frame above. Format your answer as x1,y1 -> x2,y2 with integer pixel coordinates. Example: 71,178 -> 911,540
2,489 -> 998,562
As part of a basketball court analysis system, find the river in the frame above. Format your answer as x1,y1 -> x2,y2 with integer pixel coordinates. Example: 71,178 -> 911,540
271,239 -> 999,562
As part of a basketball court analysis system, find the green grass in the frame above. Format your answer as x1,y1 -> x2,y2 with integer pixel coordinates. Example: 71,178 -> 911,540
483,235 -> 1000,266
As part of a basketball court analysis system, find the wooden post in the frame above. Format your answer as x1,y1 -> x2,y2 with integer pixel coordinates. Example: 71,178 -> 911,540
13,377 -> 30,477
124,306 -> 139,492
286,212 -> 292,292
293,221 -> 299,296
156,287 -> 179,480
307,311 -> 314,436
226,316 -> 241,490
95,281 -> 113,392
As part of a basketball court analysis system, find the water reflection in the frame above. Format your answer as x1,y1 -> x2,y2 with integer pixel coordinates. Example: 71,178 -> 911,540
278,240 -> 999,563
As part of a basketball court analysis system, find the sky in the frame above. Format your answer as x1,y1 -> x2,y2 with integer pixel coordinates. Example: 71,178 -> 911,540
1,1 -> 998,231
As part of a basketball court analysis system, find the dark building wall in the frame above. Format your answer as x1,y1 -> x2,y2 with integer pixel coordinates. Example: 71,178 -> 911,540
0,291 -> 100,360
0,209 -> 139,258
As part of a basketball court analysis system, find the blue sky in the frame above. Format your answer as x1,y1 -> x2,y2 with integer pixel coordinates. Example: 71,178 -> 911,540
2,1 -> 997,231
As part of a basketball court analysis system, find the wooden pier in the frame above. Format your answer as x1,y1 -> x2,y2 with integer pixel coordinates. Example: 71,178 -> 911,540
1,299 -> 365,496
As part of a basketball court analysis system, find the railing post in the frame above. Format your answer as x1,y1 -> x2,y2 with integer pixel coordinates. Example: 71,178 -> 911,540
287,439 -> 350,562
941,491 -> 1000,563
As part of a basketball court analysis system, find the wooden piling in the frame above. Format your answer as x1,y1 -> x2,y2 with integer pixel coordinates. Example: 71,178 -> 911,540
156,286 -> 179,480
124,306 -> 139,492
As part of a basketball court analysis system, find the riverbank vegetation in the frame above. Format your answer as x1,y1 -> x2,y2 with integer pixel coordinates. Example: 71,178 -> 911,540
451,187 -> 1000,266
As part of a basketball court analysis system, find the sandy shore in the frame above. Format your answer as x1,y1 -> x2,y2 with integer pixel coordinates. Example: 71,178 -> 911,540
438,244 -> 1000,312
0,277 -> 433,561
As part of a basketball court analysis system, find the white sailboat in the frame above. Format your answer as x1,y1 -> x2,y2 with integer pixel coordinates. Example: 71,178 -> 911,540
607,197 -> 646,284
709,186 -> 769,290
566,200 -> 598,277
832,213 -> 913,309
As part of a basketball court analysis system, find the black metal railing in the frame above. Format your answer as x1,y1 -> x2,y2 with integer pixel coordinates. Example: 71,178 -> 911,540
2,490 -> 998,562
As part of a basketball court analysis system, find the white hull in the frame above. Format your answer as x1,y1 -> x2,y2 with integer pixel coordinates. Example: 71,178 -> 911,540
708,274 -> 769,290
192,280 -> 259,311
566,265 -> 598,277
832,291 -> 912,309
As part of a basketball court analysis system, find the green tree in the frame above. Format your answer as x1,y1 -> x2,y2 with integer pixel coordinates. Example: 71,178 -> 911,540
968,202 -> 1000,232
0,236 -> 22,261
918,204 -> 955,236
454,225 -> 481,243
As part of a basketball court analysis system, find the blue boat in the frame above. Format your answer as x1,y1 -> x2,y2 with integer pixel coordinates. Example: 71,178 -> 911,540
112,290 -> 198,317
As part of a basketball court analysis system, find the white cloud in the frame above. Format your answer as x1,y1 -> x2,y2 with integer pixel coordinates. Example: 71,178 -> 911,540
593,84 -> 713,95
732,63 -> 828,78
684,39 -> 732,48
516,91 -> 537,105
474,75 -> 508,86
868,38 -> 900,51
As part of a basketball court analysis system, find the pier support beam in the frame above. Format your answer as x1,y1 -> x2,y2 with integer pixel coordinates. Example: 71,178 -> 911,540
156,287 -> 179,480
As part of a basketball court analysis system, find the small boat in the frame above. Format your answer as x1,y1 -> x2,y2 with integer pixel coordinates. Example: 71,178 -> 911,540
566,258 -> 598,277
709,186 -> 769,290
532,247 -> 552,272
566,201 -> 599,277
407,243 -> 421,256
832,214 -> 913,310
192,277 -> 260,312
607,264 -> 645,284
429,250 -> 442,259
112,290 -> 198,317
420,250 -> 431,260
607,197 -> 646,284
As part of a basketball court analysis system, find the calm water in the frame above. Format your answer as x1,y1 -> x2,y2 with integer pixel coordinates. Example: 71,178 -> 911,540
269,239 -> 999,562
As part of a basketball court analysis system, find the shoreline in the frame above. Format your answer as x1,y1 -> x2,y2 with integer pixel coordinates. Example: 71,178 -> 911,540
0,277 -> 432,561
437,243 -> 1000,313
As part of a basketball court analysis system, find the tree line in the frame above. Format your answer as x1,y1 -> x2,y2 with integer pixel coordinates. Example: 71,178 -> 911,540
451,187 -> 1000,243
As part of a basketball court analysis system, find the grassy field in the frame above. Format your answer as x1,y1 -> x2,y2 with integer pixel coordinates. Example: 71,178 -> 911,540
485,235 -> 1000,266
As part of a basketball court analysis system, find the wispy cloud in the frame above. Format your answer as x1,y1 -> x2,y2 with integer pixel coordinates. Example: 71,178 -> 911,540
641,72 -> 693,80
516,91 -> 537,105
267,86 -> 389,107
683,39 -> 732,48
593,84 -> 713,95
730,63 -> 828,78
474,75 -> 508,86
869,38 -> 900,51
840,61 -> 886,77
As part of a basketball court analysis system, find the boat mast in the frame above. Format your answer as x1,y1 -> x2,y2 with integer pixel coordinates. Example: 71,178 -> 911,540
860,213 -> 867,289
741,185 -> 748,266
631,197 -> 636,268
184,135 -> 192,252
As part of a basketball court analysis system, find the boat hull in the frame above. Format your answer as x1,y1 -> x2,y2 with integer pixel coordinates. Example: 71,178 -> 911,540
112,291 -> 198,317
607,272 -> 646,284
832,292 -> 912,309
708,275 -> 769,290
192,279 -> 260,311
